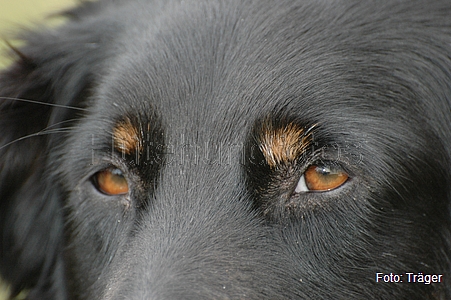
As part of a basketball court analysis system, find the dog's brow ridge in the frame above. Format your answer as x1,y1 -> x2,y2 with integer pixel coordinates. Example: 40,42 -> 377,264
259,121 -> 312,167
113,118 -> 143,155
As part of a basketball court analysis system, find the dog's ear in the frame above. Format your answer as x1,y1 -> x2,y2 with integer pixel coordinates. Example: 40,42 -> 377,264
0,45 -> 65,299
0,5 -> 114,298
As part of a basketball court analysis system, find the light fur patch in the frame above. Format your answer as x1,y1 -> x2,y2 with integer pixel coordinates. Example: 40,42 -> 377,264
113,118 -> 142,155
259,121 -> 312,167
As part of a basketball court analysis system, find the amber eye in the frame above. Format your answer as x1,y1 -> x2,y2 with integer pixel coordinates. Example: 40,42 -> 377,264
295,164 -> 349,193
93,168 -> 129,195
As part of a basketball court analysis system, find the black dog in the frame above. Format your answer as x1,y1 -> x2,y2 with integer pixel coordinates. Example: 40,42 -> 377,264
1,0 -> 451,299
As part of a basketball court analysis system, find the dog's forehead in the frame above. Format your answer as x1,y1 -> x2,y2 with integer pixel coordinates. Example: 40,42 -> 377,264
93,4 -> 334,140
88,0 -> 426,156
95,32 -> 283,141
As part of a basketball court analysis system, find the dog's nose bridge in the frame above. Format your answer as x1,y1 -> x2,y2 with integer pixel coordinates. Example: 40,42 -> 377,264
107,166 -> 277,299
155,158 -> 245,208
153,129 -> 246,198
162,129 -> 245,166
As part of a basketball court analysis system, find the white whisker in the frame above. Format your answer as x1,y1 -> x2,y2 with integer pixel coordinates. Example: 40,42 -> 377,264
0,96 -> 87,111
0,119 -> 81,150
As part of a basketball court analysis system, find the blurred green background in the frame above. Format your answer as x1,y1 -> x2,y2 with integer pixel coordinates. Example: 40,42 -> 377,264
0,0 -> 76,69
0,1 -> 76,298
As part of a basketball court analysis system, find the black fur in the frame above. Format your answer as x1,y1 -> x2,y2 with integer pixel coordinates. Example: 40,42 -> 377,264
1,0 -> 451,299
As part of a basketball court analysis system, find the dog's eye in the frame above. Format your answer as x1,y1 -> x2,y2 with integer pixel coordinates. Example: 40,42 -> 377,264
93,168 -> 129,195
295,164 -> 348,193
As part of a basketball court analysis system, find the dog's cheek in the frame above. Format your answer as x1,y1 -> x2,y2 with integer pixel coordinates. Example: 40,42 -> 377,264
63,185 -> 136,297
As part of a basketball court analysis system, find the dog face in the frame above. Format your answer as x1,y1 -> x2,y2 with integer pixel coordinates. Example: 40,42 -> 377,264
1,0 -> 451,299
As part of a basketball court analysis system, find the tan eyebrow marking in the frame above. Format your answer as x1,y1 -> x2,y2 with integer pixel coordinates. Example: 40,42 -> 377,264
259,121 -> 313,167
113,118 -> 143,155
